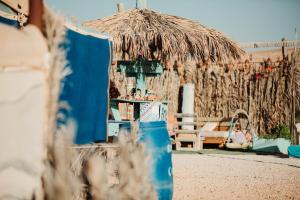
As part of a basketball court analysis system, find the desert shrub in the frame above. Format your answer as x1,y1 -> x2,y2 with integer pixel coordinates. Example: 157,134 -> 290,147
264,123 -> 291,140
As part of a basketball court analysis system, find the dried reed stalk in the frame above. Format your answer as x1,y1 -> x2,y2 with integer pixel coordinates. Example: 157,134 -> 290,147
43,124 -> 82,200
193,62 -> 299,135
111,59 -> 300,135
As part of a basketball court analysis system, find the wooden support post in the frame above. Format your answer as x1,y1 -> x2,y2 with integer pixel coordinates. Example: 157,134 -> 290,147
290,51 -> 297,144
294,28 -> 297,53
282,38 -> 286,60
291,89 -> 296,144
28,0 -> 44,33
117,3 -> 125,13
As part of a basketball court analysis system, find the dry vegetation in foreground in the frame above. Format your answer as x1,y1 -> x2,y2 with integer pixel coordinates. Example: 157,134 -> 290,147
42,129 -> 156,200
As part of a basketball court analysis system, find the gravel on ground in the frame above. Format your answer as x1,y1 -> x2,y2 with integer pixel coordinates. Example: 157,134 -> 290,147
173,152 -> 300,200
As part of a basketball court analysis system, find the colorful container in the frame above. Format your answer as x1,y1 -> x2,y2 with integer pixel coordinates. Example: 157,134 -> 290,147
288,145 -> 300,158
138,121 -> 173,200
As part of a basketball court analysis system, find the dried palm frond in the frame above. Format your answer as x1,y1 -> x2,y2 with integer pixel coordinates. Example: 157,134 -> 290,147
291,52 -> 300,107
84,9 -> 244,63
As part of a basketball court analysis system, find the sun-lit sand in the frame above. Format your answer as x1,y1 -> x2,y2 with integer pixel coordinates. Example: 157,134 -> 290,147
173,153 -> 300,200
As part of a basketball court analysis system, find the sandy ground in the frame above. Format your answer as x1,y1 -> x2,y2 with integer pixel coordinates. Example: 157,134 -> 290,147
173,152 -> 300,200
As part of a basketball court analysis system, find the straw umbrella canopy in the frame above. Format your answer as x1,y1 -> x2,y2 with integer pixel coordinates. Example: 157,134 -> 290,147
84,9 -> 244,63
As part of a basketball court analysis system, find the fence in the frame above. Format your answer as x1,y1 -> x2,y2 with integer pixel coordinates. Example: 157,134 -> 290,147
110,52 -> 300,135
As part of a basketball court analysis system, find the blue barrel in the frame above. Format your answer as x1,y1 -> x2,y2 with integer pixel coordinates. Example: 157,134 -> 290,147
288,145 -> 300,158
119,121 -> 132,136
138,121 -> 173,200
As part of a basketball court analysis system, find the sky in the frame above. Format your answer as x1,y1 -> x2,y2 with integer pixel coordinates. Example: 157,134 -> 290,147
45,0 -> 300,43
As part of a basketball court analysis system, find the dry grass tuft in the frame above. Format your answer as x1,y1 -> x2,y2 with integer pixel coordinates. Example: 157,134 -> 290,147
70,123 -> 156,200
114,131 -> 156,200
43,128 -> 156,200
41,110 -> 156,199
43,125 -> 82,200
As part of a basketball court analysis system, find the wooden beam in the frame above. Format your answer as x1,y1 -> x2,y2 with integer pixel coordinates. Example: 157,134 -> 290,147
282,38 -> 286,59
174,129 -> 199,134
174,113 -> 197,118
117,3 -> 125,13
175,121 -> 232,127
197,117 -> 224,122
175,137 -> 197,142
175,122 -> 198,126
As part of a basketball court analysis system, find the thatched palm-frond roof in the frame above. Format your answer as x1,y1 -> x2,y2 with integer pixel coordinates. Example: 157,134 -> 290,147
84,9 -> 244,63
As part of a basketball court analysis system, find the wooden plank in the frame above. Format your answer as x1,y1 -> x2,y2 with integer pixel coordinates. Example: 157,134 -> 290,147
175,137 -> 203,151
203,137 -> 227,144
174,129 -> 199,134
174,121 -> 233,127
213,126 -> 230,131
199,130 -> 229,137
175,137 -> 197,142
177,133 -> 197,138
174,114 -> 231,124
174,113 -> 197,118
176,147 -> 199,152
197,117 -> 224,122
175,121 -> 233,128
197,121 -> 232,127
175,122 -> 198,126
175,140 -> 197,151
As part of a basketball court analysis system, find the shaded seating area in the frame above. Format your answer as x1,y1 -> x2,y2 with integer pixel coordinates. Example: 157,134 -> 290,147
173,114 -> 235,151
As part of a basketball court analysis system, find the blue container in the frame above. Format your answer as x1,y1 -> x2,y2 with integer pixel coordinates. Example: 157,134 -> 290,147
138,121 -> 173,200
288,145 -> 300,158
119,121 -> 131,133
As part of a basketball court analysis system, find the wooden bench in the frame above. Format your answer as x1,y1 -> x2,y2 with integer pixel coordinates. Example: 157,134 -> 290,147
173,114 -> 238,150
173,113 -> 203,151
